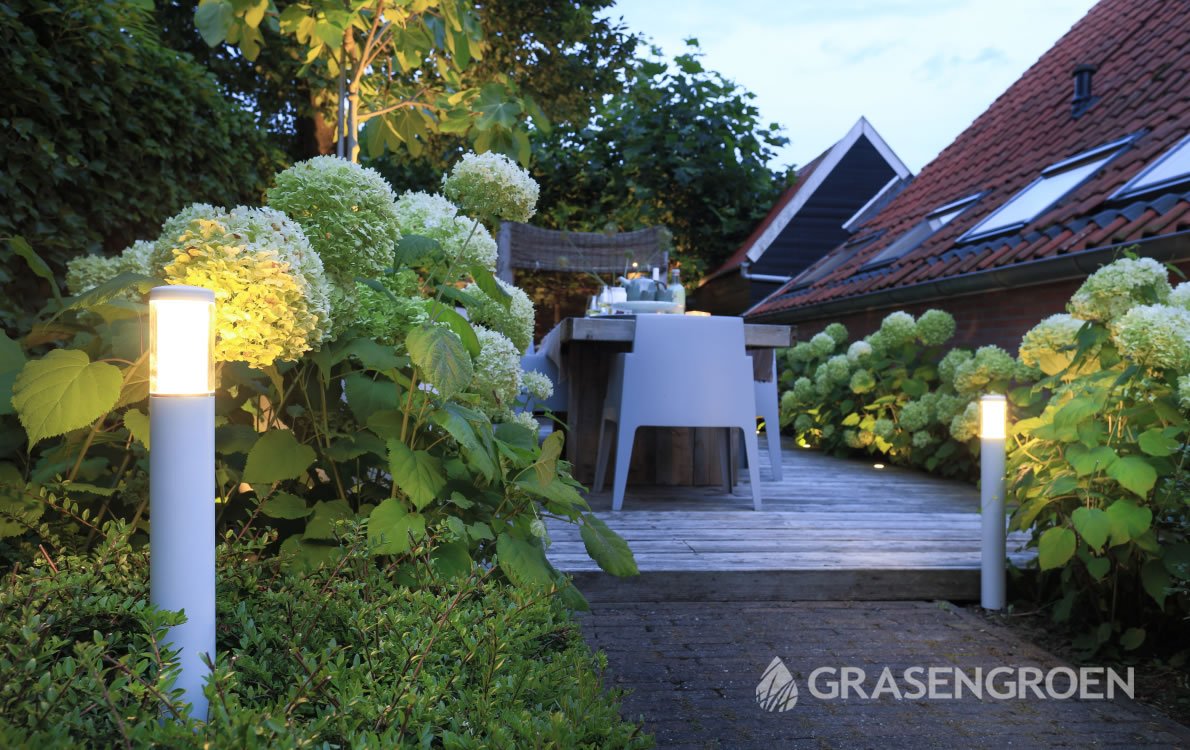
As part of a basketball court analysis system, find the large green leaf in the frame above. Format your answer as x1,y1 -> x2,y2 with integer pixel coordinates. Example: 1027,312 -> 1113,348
1065,444 -> 1117,476
123,408 -> 150,450
425,301 -> 480,357
1162,543 -> 1190,581
1137,428 -> 1180,457
302,499 -> 353,540
496,531 -> 554,588
1053,397 -> 1100,429
368,498 -> 426,555
61,272 -> 155,315
430,404 -> 496,481
259,492 -> 312,520
1038,527 -> 1076,571
1141,559 -> 1170,610
0,332 -> 27,416
12,350 -> 123,445
431,540 -> 472,578
1106,455 -> 1157,498
579,514 -> 638,577
387,439 -> 445,510
470,264 -> 512,310
1105,499 -> 1152,546
243,429 -> 316,485
343,372 -> 401,423
1071,506 -> 1110,551
0,463 -> 42,538
407,323 -> 472,397
195,0 -> 234,46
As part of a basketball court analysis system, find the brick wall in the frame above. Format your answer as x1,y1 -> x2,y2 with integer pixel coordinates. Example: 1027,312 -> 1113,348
787,261 -> 1190,350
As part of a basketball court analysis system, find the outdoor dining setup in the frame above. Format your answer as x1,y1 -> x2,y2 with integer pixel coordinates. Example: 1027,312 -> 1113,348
524,273 -> 792,512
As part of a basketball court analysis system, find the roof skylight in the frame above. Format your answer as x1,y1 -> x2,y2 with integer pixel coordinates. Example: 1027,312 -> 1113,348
959,135 -> 1135,243
860,193 -> 981,269
1112,134 -> 1190,199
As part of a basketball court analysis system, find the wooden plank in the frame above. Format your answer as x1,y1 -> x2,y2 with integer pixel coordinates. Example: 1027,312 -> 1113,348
561,317 -> 792,348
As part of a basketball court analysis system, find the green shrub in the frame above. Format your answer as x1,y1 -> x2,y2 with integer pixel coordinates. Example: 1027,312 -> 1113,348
0,0 -> 284,331
1,154 -> 637,602
0,527 -> 651,748
1007,258 -> 1189,654
776,310 -> 1025,478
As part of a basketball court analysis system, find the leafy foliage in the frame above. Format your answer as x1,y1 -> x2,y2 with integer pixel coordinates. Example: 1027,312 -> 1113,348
0,528 -> 651,747
531,42 -> 791,277
0,0 -> 284,332
1,154 -> 638,598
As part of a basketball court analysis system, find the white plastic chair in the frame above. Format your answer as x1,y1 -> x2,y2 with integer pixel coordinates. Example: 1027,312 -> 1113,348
593,315 -> 763,511
754,356 -> 783,481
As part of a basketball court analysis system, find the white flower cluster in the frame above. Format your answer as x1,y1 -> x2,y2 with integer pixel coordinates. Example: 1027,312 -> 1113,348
915,309 -> 956,347
1068,257 -> 1171,323
150,203 -> 222,273
65,240 -> 153,297
464,277 -> 535,353
808,332 -> 836,357
394,191 -> 498,271
266,156 -> 403,283
522,370 -> 554,401
952,345 -> 1016,397
1109,303 -> 1190,372
1169,282 -> 1190,311
442,152 -> 539,224
471,325 -> 522,416
879,311 -> 917,348
846,340 -> 873,362
1018,313 -> 1088,376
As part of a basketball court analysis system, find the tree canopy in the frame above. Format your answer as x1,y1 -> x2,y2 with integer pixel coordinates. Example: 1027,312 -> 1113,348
531,42 -> 792,276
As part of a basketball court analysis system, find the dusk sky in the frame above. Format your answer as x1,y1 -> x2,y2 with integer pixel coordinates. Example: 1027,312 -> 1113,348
606,0 -> 1098,173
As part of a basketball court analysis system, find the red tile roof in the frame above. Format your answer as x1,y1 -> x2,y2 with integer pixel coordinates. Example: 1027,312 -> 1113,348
748,0 -> 1190,320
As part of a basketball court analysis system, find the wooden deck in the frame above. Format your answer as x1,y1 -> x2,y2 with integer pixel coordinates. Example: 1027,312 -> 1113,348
546,437 -> 1035,602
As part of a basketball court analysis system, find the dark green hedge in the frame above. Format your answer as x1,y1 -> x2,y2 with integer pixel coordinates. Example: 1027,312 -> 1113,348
0,0 -> 285,329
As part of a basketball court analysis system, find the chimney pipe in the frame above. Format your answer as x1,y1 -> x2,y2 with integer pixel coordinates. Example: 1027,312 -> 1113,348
1072,64 -> 1097,118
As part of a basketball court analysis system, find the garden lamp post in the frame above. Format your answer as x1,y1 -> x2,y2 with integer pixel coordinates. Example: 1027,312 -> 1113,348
149,285 -> 216,719
980,393 -> 1008,610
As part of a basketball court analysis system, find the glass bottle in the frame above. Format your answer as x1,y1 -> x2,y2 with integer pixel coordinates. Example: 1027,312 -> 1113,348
668,268 -> 685,313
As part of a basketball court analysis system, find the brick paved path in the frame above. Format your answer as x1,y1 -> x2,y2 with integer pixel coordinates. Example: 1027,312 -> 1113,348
580,601 -> 1190,749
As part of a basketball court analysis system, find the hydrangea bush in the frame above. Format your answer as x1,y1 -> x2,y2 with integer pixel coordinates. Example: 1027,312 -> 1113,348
777,308 -> 991,478
1007,255 -> 1189,652
4,151 -> 637,600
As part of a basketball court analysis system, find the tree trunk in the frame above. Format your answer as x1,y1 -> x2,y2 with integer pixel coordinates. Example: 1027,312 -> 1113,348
344,30 -> 360,162
296,87 -> 338,159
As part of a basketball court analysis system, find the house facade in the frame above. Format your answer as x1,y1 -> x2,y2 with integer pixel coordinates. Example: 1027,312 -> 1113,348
746,0 -> 1190,349
694,118 -> 912,316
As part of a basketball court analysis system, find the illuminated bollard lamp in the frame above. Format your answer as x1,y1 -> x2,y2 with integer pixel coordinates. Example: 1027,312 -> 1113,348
979,393 -> 1008,610
148,286 -> 216,719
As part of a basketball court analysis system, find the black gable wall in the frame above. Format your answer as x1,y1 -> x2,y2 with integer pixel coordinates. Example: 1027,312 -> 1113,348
750,136 -> 898,280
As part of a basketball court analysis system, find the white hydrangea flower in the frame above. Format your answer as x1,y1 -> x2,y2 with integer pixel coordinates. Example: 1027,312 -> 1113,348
846,340 -> 873,362
1068,257 -> 1171,323
521,370 -> 554,401
898,400 -> 930,432
952,345 -> 1017,397
879,311 -> 917,347
442,151 -> 539,223
1169,282 -> 1190,311
911,430 -> 935,449
949,401 -> 980,442
151,202 -> 222,273
873,418 -> 895,440
821,354 -> 851,385
267,156 -> 403,283
472,325 -> 522,416
823,322 -> 849,345
1109,303 -> 1190,371
464,277 -> 535,353
508,410 -> 542,434
1018,313 -> 1088,376
394,191 -> 498,271
808,332 -> 836,357
915,309 -> 956,346
65,240 -> 154,297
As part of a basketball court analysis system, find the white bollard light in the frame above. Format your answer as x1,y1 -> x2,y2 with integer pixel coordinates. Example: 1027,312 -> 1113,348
149,286 -> 216,719
979,393 -> 1008,610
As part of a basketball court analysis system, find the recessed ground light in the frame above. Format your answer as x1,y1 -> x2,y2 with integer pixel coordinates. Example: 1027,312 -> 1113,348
873,463 -> 885,469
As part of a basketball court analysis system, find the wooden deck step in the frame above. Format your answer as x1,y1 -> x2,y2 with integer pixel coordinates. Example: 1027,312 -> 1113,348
546,437 -> 1035,602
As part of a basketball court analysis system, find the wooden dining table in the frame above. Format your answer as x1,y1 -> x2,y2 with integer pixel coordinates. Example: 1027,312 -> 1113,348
540,316 -> 793,486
